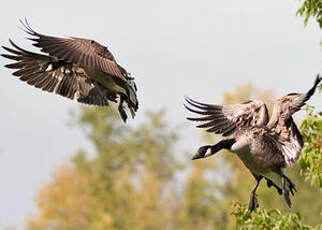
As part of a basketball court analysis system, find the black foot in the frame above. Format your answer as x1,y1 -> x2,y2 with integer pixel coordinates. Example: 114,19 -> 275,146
118,107 -> 128,123
118,95 -> 128,123
266,178 -> 282,195
192,145 -> 212,160
283,189 -> 292,208
248,193 -> 259,211
284,176 -> 297,196
284,192 -> 292,208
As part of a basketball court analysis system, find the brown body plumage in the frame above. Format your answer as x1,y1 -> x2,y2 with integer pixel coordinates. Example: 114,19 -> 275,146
185,75 -> 321,211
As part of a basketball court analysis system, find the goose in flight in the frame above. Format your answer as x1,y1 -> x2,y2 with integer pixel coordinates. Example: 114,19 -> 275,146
185,75 -> 321,211
1,19 -> 138,122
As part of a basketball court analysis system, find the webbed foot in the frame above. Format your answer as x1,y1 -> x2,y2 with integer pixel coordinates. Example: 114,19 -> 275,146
266,178 -> 282,195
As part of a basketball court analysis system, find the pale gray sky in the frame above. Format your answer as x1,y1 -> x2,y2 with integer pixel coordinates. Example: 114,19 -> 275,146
0,0 -> 321,228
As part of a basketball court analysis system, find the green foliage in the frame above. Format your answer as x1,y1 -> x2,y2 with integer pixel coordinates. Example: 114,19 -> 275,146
297,0 -> 322,28
299,105 -> 322,188
231,202 -> 322,230
318,83 -> 322,93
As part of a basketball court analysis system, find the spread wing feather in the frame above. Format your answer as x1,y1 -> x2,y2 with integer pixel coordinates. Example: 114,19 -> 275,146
1,39 -> 116,106
268,75 -> 321,166
185,97 -> 269,136
20,19 -> 128,82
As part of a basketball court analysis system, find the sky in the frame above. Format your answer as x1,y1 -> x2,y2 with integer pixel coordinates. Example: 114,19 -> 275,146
0,0 -> 321,229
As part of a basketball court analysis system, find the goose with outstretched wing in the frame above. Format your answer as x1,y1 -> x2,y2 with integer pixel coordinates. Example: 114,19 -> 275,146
1,19 -> 138,122
185,75 -> 321,211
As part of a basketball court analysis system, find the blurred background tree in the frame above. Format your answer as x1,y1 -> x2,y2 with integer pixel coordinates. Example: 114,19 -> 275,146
297,0 -> 322,191
27,108 -> 181,230
299,105 -> 322,188
26,81 -> 321,229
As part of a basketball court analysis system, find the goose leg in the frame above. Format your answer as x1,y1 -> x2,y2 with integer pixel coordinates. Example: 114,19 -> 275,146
281,174 -> 292,207
248,175 -> 263,211
118,95 -> 128,122
192,138 -> 235,160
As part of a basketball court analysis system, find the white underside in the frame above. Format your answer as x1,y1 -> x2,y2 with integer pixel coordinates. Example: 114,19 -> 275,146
231,135 -> 285,189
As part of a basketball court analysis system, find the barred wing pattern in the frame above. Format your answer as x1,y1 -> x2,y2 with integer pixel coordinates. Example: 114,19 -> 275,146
21,19 -> 128,82
185,97 -> 269,136
267,75 -> 322,166
1,40 -> 115,106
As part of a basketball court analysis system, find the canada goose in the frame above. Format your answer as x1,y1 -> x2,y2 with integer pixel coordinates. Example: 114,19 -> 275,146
1,19 -> 138,122
185,75 -> 321,211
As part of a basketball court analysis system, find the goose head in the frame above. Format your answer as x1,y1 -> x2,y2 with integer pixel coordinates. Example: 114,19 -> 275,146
127,77 -> 139,118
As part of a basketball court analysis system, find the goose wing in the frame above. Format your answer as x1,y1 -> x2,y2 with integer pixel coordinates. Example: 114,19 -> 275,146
20,19 -> 128,82
267,75 -> 321,166
2,39 -> 116,106
185,97 -> 269,136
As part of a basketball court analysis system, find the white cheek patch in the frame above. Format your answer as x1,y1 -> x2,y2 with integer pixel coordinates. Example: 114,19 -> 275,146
205,148 -> 212,157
